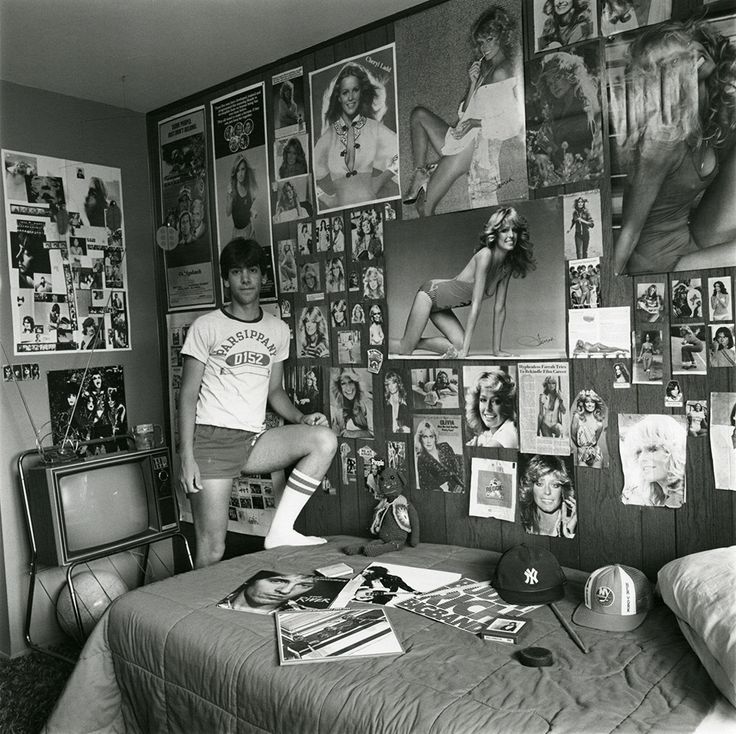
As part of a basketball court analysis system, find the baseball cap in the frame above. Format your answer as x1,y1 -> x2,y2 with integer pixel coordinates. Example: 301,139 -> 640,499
492,544 -> 566,604
572,564 -> 653,632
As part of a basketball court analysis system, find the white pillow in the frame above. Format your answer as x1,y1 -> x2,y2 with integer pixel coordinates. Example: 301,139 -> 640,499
657,547 -> 736,709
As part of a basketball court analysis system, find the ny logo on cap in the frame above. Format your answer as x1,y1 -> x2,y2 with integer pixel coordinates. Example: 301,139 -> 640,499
524,567 -> 538,585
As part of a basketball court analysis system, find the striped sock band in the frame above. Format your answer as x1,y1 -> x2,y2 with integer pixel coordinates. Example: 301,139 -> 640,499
287,468 -> 320,496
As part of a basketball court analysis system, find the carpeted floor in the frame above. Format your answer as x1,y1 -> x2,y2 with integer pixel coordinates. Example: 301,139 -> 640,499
0,648 -> 77,734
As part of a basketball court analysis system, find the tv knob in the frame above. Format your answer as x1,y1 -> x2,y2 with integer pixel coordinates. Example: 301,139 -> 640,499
157,470 -> 169,482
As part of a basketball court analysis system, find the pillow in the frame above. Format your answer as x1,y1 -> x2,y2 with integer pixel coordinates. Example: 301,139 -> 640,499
657,547 -> 736,708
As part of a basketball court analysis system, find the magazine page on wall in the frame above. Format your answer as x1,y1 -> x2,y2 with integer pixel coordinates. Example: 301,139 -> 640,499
210,82 -> 276,302
309,43 -> 401,216
606,12 -> 736,275
395,0 -> 528,219
158,107 -> 216,310
385,198 -> 566,360
3,150 -> 131,355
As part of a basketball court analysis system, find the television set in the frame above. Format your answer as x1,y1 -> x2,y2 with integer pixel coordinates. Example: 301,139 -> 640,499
22,446 -> 180,567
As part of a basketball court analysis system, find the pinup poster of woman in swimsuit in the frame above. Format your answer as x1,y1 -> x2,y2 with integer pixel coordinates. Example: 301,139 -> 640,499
309,44 -> 400,215
385,197 -> 566,360
210,82 -> 274,271
395,0 -> 527,219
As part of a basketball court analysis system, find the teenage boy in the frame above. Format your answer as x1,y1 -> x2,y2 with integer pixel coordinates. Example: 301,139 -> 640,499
179,238 -> 338,567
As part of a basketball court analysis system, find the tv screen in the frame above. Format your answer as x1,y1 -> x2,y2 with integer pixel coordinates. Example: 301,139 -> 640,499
59,462 -> 150,554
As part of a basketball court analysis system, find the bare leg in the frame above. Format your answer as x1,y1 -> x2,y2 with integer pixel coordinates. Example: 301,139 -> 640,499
429,310 -> 465,353
675,240 -> 736,270
189,478 -> 234,568
399,290 -> 434,354
424,145 -> 475,216
244,424 -> 337,548
409,107 -> 450,168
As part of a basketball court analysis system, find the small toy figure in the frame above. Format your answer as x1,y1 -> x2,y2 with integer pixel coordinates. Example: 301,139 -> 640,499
344,465 -> 420,556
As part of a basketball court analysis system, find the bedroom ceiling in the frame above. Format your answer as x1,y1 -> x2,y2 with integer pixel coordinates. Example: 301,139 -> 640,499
0,0 -> 429,113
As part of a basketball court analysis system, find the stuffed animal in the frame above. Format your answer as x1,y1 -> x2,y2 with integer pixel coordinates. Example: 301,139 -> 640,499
344,465 -> 420,556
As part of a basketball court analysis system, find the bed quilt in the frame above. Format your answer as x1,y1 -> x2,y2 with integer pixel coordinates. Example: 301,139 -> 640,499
45,537 -> 722,734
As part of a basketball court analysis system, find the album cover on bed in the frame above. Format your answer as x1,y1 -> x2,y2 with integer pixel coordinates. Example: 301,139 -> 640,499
217,570 -> 349,615
275,607 -> 404,665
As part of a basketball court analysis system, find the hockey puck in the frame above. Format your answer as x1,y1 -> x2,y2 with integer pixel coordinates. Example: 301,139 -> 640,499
517,646 -> 554,667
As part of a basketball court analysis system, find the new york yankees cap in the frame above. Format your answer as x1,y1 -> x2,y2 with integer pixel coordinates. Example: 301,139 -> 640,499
491,544 -> 566,604
572,564 -> 653,632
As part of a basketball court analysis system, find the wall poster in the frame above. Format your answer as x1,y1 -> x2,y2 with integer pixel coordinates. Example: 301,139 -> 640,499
210,82 -> 276,301
3,150 -> 132,355
158,107 -> 216,310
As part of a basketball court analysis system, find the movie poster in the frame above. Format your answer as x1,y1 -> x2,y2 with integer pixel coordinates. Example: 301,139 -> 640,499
710,393 -> 736,491
412,413 -> 464,493
158,107 -> 216,310
517,361 -> 570,456
385,198 -> 566,360
210,82 -> 275,300
469,458 -> 516,521
46,365 -> 127,454
3,150 -> 131,355
309,43 -> 400,215
395,0 -> 527,218
618,413 -> 687,507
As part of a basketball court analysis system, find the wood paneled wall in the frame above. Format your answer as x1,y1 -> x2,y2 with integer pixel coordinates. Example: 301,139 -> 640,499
147,0 -> 735,579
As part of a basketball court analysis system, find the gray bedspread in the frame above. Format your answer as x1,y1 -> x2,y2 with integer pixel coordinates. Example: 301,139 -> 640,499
45,537 -> 721,733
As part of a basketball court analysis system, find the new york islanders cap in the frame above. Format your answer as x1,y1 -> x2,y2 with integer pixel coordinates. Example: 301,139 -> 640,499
572,564 -> 653,632
492,544 -> 566,604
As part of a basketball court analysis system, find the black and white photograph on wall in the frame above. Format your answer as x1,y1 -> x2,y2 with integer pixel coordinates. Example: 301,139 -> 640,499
331,215 -> 346,252
384,369 -> 412,435
710,392 -> 736,491
297,221 -> 313,255
618,413 -> 687,507
525,42 -> 603,190
337,329 -> 361,365
299,261 -> 324,300
562,189 -> 601,260
315,218 -> 332,253
413,414 -> 464,493
210,82 -> 273,271
671,323 -> 707,375
686,400 -> 709,438
273,67 -> 306,139
632,329 -> 663,384
517,453 -> 577,538
612,360 -> 631,388
274,134 -> 310,181
671,278 -> 703,320
411,367 -> 460,410
386,199 -> 566,360
338,440 -> 357,487
325,257 -> 346,294
708,276 -> 733,321
296,305 -> 330,359
463,365 -> 518,449
396,0 -> 527,218
517,361 -> 570,456
362,264 -> 385,301
330,367 -> 374,438
469,458 -> 516,521
286,364 -> 325,417
272,177 -> 312,224
601,0 -> 672,37
350,207 -> 385,262
388,440 -> 408,475
351,303 -> 365,324
368,304 -> 385,346
330,298 -> 348,329
158,107 -> 215,310
309,43 -> 400,215
569,306 -> 630,358
709,323 -> 736,368
568,258 -> 601,309
607,14 -> 736,276
533,0 -> 597,52
635,282 -> 665,323
279,299 -> 292,320
664,380 -> 684,408
277,239 -> 298,293
47,365 -> 127,455
570,388 -> 609,468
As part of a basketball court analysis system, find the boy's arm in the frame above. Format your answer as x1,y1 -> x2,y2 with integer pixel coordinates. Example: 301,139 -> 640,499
178,355 -> 206,494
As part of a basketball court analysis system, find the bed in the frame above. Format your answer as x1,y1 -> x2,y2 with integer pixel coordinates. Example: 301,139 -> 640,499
45,537 -> 732,733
